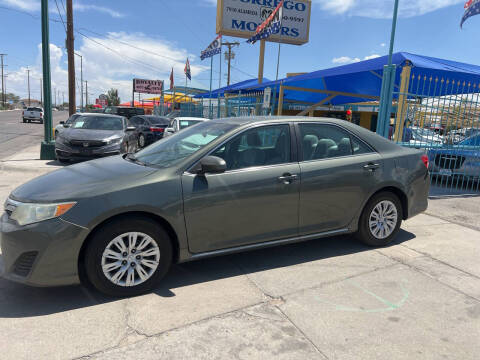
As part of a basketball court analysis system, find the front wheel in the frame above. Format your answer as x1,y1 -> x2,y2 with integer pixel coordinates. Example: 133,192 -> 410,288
356,192 -> 402,247
138,134 -> 146,148
84,217 -> 173,297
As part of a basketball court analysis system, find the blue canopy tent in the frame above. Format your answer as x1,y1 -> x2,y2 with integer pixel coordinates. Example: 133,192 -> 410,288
215,52 -> 480,110
195,78 -> 270,99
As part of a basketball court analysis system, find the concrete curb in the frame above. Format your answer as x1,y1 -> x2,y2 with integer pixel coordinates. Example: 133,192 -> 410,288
0,161 -> 62,174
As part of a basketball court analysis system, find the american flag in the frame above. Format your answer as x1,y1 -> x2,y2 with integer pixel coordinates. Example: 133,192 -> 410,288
461,0 -> 480,28
184,58 -> 191,81
247,0 -> 284,44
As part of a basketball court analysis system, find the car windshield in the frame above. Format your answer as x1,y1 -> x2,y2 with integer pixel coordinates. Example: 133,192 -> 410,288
27,107 -> 42,112
460,135 -> 480,146
134,121 -> 236,168
71,116 -> 124,131
149,117 -> 170,125
179,119 -> 203,130
67,114 -> 81,123
412,127 -> 438,140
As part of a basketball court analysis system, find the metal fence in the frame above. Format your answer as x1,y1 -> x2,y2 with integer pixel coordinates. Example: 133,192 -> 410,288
391,71 -> 480,192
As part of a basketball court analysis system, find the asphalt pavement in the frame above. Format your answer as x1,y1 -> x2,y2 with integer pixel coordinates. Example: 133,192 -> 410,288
0,110 -> 66,160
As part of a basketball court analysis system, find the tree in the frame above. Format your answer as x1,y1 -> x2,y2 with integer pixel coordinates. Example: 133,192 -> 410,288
107,88 -> 120,106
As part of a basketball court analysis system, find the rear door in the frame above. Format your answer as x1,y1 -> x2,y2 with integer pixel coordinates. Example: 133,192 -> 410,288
182,123 -> 300,253
297,123 -> 382,235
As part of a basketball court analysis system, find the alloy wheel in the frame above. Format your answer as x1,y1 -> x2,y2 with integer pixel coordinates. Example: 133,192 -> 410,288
368,200 -> 398,240
101,232 -> 160,287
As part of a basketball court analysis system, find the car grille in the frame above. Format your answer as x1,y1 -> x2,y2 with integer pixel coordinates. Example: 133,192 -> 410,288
435,155 -> 466,170
13,251 -> 38,277
69,140 -> 107,148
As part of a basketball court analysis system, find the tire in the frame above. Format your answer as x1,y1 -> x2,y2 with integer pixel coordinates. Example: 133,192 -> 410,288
84,216 -> 173,297
356,192 -> 402,247
138,134 -> 146,148
22,118 -> 26,123
57,157 -> 70,164
40,120 -> 44,124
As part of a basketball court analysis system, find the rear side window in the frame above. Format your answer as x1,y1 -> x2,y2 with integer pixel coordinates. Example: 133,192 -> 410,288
299,124 -> 373,161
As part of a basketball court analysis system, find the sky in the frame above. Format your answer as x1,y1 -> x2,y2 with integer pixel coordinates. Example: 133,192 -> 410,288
0,0 -> 477,104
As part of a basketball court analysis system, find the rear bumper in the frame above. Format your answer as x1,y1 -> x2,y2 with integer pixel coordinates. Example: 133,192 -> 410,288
407,172 -> 430,219
0,214 -> 88,287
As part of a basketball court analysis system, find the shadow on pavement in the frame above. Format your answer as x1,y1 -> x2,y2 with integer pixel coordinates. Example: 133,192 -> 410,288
0,230 -> 416,318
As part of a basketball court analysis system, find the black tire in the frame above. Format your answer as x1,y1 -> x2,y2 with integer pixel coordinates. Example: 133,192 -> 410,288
57,157 -> 70,164
22,118 -> 26,123
84,216 -> 172,297
138,134 -> 146,148
356,192 -> 403,247
40,120 -> 44,124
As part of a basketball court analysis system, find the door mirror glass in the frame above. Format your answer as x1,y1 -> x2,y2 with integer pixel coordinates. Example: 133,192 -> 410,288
193,156 -> 227,175
166,127 -> 175,133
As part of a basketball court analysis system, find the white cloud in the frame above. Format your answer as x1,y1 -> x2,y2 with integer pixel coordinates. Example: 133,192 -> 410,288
380,43 -> 386,47
6,33 -> 209,104
332,53 -> 381,64
0,0 -> 125,18
313,0 -> 464,18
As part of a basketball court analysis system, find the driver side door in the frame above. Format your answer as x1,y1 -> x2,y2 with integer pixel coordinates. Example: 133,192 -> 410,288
182,123 -> 300,253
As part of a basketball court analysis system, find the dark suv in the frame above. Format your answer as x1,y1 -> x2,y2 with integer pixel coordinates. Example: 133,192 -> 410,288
104,106 -> 145,119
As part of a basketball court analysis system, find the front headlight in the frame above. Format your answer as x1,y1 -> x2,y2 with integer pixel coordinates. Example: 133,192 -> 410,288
56,135 -> 67,145
7,200 -> 76,226
107,137 -> 122,145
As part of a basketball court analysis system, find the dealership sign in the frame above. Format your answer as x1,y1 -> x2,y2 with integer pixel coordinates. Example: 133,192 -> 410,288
216,0 -> 311,45
133,79 -> 164,94
201,35 -> 222,60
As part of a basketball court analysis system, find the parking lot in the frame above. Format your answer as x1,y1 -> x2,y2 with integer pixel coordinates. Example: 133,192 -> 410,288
0,144 -> 479,359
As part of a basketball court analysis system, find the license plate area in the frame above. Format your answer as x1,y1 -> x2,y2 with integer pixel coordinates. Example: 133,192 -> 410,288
439,169 -> 452,176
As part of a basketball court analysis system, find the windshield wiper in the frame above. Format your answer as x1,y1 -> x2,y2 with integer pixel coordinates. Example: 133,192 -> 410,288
125,153 -> 147,166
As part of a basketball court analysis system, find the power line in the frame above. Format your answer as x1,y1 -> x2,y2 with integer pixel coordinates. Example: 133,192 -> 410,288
54,0 -> 67,33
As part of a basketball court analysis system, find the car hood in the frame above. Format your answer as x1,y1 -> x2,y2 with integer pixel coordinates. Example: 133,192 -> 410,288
10,156 -> 158,203
61,128 -> 124,141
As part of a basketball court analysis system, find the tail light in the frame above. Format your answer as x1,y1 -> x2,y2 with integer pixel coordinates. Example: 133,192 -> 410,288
421,154 -> 429,168
150,127 -> 165,133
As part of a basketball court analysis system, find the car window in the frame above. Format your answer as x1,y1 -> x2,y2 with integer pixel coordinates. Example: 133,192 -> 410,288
300,124 -> 358,160
67,114 -> 81,124
104,107 -> 114,114
148,117 -> 170,126
27,107 -> 42,112
134,121 -> 236,168
351,136 -> 373,155
179,120 -> 202,130
130,117 -> 145,126
212,124 -> 291,171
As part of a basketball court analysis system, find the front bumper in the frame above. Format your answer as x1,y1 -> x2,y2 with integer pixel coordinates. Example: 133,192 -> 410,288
55,142 -> 122,160
0,213 -> 89,287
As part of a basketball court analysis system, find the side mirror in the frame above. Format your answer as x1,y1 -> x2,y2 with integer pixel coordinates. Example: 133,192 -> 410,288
192,156 -> 227,175
166,127 -> 175,133
59,121 -> 65,125
125,126 -> 137,132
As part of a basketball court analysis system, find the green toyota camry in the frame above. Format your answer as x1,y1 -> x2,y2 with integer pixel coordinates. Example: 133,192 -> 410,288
1,117 -> 430,297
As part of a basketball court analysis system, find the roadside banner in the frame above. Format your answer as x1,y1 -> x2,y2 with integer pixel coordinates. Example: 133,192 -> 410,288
133,79 -> 164,94
247,0 -> 284,44
201,35 -> 222,60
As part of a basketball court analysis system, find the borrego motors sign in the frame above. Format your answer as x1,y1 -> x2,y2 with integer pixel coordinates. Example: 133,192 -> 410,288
133,79 -> 164,94
216,0 -> 311,45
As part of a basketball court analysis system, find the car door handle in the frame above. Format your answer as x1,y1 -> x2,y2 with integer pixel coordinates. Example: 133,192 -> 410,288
278,173 -> 298,184
363,163 -> 380,172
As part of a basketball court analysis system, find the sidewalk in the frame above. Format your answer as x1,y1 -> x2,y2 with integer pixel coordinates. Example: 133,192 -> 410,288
0,147 -> 479,360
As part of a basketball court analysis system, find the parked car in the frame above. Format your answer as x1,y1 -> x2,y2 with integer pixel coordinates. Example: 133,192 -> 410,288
165,117 -> 207,136
444,127 -> 480,145
104,106 -> 145,119
1,117 -> 430,297
54,114 -> 138,163
54,113 -> 84,138
408,126 -> 444,146
22,107 -> 44,123
428,134 -> 480,180
129,115 -> 171,148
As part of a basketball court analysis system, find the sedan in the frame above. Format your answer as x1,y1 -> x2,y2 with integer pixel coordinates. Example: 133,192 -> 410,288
129,115 -> 171,148
55,114 -> 137,163
1,117 -> 430,297
428,134 -> 480,180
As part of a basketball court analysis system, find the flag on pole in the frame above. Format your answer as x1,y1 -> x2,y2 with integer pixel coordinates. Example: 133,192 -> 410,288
169,67 -> 174,90
461,0 -> 480,28
247,0 -> 284,44
201,35 -> 222,61
184,58 -> 191,81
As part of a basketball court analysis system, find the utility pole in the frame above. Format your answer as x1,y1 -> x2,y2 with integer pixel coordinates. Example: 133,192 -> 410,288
222,42 -> 239,86
0,54 -> 6,108
26,68 -> 31,106
85,80 -> 88,107
66,0 -> 76,116
74,53 -> 83,111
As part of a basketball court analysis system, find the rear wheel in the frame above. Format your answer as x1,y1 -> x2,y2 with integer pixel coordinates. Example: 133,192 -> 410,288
22,118 -> 26,123
138,134 -> 146,148
84,217 -> 172,297
356,192 -> 402,247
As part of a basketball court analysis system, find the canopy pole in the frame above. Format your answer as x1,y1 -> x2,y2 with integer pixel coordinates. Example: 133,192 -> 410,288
209,56 -> 213,119
394,62 -> 412,142
277,83 -> 284,116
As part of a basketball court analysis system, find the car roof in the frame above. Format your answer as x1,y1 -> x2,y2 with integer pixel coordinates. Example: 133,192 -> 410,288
175,117 -> 207,121
75,113 -> 124,119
